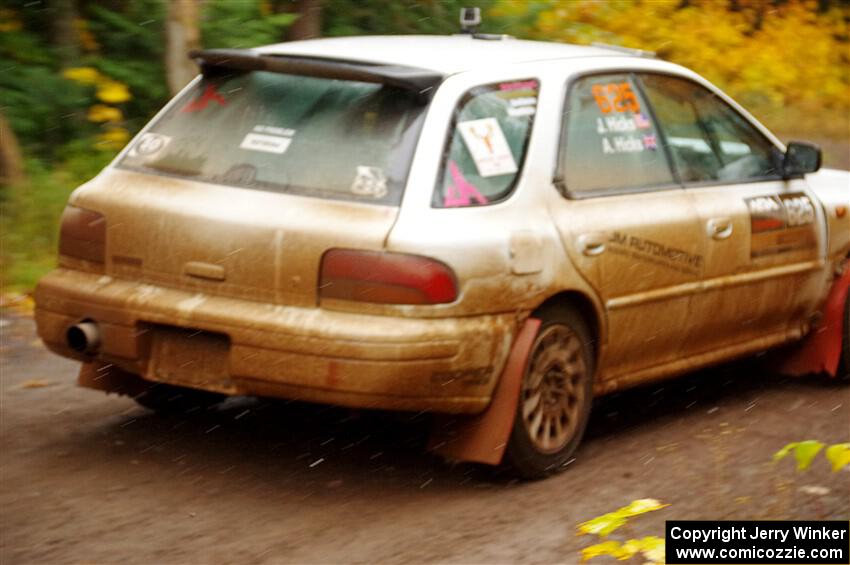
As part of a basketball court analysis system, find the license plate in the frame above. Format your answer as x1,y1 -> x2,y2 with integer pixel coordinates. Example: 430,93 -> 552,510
148,327 -> 232,391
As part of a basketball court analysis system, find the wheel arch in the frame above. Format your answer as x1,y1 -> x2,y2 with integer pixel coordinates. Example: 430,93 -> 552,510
531,290 -> 606,369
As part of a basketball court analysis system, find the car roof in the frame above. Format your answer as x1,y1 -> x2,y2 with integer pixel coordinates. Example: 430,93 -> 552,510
256,35 -> 630,74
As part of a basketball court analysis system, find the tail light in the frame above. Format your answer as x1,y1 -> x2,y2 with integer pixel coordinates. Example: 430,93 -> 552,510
319,249 -> 458,305
59,205 -> 106,265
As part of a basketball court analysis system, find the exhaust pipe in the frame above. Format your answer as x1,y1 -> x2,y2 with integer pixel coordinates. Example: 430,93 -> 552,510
66,321 -> 101,354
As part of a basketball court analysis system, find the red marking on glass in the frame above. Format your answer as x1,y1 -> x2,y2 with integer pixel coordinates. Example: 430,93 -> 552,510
443,161 -> 488,207
181,84 -> 227,113
499,80 -> 538,91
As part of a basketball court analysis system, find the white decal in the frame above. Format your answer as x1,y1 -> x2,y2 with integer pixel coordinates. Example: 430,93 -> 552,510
596,115 -> 636,134
507,106 -> 536,117
509,97 -> 537,108
350,166 -> 388,198
129,133 -> 171,158
457,117 -> 517,177
253,125 -> 296,137
783,195 -> 815,227
748,196 -> 782,215
240,133 -> 292,154
602,135 -> 644,154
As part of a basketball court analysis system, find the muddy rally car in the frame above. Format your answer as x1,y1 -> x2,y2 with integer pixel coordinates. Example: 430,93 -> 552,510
35,33 -> 850,478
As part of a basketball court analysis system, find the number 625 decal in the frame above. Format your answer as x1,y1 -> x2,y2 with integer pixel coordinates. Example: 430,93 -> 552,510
592,83 -> 641,114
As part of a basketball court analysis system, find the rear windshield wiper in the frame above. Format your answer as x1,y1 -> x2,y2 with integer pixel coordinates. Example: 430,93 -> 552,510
190,49 -> 443,101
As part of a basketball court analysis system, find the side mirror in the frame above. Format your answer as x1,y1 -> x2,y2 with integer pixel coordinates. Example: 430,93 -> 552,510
783,141 -> 821,178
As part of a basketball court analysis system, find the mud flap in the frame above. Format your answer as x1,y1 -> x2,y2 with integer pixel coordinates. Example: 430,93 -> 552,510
428,317 -> 541,465
773,265 -> 849,377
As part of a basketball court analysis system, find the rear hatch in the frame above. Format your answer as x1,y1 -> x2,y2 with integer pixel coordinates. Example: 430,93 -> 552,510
90,55 -> 435,307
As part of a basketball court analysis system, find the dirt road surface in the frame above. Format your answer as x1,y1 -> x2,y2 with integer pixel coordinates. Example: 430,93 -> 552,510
2,312 -> 848,564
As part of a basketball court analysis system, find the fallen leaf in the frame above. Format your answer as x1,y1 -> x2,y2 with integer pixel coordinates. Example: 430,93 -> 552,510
19,379 -> 52,389
578,499 -> 669,537
581,540 -> 626,561
825,443 -> 850,473
774,440 -> 826,471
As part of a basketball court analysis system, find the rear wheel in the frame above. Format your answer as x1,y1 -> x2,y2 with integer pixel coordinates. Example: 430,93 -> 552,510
504,305 -> 595,479
134,382 -> 225,414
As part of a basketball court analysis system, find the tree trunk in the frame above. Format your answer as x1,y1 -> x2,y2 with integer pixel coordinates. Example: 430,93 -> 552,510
287,0 -> 322,41
0,111 -> 25,187
53,0 -> 80,68
165,0 -> 201,96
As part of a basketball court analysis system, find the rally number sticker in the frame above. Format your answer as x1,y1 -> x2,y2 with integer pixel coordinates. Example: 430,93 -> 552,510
746,192 -> 816,257
592,83 -> 641,114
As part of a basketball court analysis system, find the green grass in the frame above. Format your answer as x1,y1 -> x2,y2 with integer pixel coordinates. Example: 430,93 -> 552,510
1,151 -> 114,293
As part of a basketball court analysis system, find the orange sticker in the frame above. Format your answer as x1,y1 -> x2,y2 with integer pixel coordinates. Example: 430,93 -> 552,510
592,82 -> 640,114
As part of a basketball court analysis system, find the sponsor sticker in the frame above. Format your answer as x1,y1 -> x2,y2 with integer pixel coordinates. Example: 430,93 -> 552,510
129,133 -> 171,158
499,80 -> 538,92
592,82 -> 641,114
181,83 -> 227,113
507,106 -> 536,117
239,125 -> 296,154
746,193 -> 816,257
239,132 -> 292,154
350,166 -> 388,199
457,117 -> 517,177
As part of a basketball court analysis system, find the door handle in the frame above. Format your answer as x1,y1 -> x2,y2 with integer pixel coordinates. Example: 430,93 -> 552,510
706,217 -> 733,240
578,234 -> 606,257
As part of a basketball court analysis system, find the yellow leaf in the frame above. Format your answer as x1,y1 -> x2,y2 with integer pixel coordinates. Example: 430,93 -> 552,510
0,292 -> 34,316
96,81 -> 131,104
63,66 -> 102,85
19,379 -> 52,389
74,17 -> 99,52
581,540 -> 626,562
634,536 -> 666,564
825,443 -> 850,473
578,499 -> 669,537
96,127 -> 130,150
620,499 -> 670,517
578,514 -> 628,537
87,104 -> 123,123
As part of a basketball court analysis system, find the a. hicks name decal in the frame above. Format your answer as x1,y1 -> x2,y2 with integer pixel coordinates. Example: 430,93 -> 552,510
745,192 -> 816,258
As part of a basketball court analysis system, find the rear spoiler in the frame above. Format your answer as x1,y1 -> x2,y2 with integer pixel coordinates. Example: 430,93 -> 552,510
189,48 -> 443,100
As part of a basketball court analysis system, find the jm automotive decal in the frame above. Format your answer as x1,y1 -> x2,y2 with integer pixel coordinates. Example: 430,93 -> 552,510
746,192 -> 817,258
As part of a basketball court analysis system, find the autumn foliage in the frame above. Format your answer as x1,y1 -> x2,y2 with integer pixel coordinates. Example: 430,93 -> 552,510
492,0 -> 850,142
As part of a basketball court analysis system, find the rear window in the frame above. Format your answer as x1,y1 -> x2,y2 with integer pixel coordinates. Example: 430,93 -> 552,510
118,71 -> 428,205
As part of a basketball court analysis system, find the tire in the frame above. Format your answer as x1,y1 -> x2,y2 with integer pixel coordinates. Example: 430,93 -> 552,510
504,304 -> 595,479
134,382 -> 226,414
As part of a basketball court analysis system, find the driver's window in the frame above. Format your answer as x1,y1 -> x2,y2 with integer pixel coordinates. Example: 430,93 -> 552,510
638,74 -> 782,184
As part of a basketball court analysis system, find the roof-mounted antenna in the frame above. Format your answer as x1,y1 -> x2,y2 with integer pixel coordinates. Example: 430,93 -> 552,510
459,7 -> 481,34
457,7 -> 511,40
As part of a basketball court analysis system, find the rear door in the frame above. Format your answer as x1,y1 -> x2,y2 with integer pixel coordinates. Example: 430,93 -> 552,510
550,72 -> 706,382
637,73 -> 825,352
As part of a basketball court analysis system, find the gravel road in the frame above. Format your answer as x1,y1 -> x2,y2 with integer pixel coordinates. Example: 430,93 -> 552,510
1,312 -> 848,564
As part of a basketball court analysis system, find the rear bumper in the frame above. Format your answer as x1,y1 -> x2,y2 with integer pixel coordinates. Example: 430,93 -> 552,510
35,269 -> 517,413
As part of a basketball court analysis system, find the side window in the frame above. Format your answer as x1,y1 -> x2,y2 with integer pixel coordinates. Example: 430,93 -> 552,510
433,79 -> 538,208
560,73 -> 674,196
639,74 -> 782,183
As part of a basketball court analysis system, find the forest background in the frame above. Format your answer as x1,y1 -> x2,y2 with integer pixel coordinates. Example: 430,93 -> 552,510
1,0 -> 848,291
